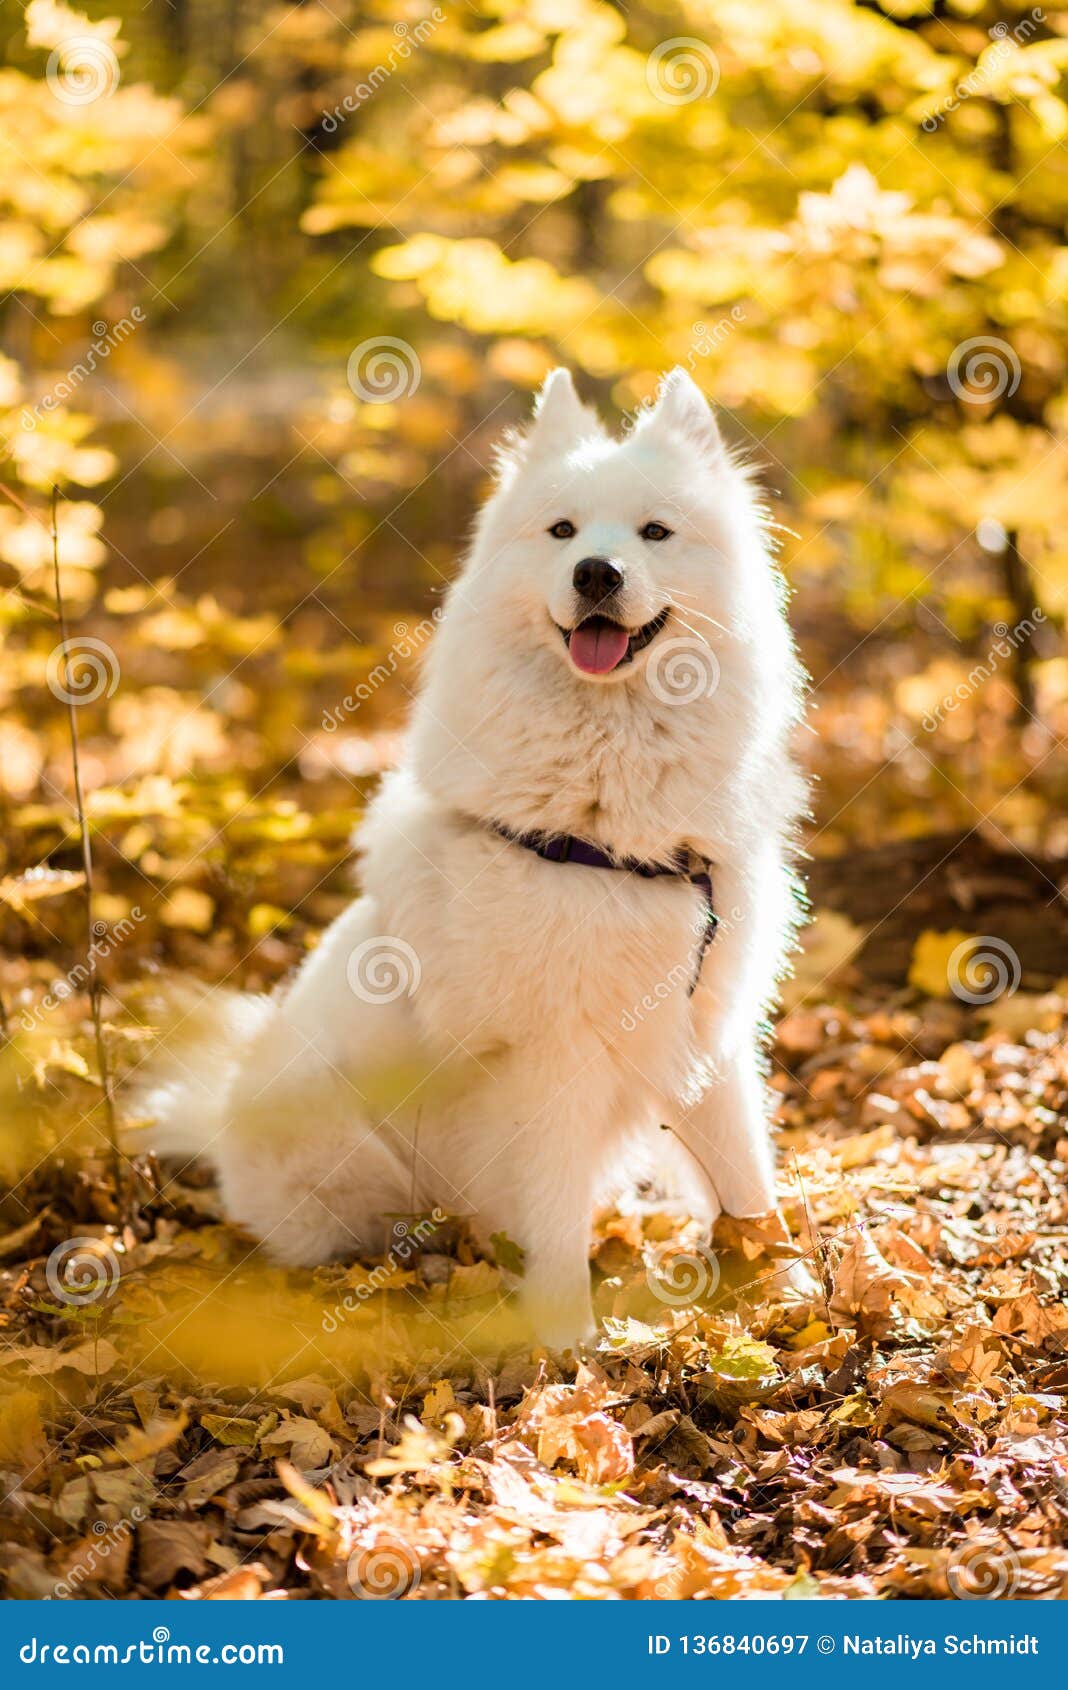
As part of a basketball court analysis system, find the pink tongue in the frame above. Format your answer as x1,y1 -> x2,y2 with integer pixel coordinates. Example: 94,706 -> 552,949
568,622 -> 630,675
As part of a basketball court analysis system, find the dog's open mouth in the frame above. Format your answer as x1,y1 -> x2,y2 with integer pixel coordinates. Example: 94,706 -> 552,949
558,608 -> 670,676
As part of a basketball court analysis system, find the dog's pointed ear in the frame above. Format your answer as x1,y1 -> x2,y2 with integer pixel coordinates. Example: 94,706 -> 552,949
493,368 -> 603,480
639,367 -> 725,457
526,368 -> 603,452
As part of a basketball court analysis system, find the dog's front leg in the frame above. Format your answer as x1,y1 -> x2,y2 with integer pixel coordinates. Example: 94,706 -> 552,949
701,849 -> 791,1049
463,1130 -> 597,1351
672,1045 -> 777,1218
519,1226 -> 597,1353
671,1050 -> 814,1294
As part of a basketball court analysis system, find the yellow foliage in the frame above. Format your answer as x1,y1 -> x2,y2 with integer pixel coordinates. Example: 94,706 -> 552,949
908,929 -> 979,998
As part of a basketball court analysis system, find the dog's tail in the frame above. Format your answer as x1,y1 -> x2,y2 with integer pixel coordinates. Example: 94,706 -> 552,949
127,981 -> 276,1167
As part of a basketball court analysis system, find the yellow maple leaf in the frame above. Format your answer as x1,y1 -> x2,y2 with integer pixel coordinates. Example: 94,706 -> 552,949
908,929 -> 977,998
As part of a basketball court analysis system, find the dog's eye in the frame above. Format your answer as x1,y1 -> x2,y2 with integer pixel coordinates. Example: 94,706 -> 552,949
548,519 -> 576,540
639,521 -> 673,543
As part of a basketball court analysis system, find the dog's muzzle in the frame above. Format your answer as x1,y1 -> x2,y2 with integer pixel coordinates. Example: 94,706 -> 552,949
557,607 -> 670,675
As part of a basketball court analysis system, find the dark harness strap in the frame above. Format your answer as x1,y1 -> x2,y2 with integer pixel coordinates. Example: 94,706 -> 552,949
489,821 -> 717,994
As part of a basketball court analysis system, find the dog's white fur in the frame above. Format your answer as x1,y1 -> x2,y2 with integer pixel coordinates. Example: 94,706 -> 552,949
138,369 -> 807,1347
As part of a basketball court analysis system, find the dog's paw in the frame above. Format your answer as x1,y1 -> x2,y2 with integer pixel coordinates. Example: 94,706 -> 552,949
534,1334 -> 598,1360
538,1323 -> 599,1357
520,1293 -> 598,1355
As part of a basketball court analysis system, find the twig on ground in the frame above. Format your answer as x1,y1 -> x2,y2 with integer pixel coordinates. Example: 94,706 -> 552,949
792,1150 -> 834,1315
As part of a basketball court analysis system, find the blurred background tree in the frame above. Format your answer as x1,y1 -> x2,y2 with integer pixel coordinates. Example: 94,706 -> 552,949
2,0 -> 1068,1003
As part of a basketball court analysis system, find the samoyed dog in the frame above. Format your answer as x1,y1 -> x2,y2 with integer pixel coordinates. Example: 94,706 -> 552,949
137,368 -> 807,1348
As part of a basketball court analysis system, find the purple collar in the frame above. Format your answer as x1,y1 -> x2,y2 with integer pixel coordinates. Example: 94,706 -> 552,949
489,821 -> 717,993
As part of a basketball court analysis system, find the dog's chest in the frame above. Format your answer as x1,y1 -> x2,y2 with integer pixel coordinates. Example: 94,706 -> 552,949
429,843 -> 708,1093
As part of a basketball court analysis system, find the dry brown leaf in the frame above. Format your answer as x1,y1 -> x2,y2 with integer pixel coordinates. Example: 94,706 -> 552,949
992,1292 -> 1068,1348
829,1231 -> 913,1336
137,1519 -> 212,1589
2,1340 -> 120,1377
938,1325 -> 1008,1385
102,1413 -> 188,1467
261,1414 -> 337,1471
191,1565 -> 268,1600
712,1208 -> 794,1262
0,1388 -> 48,1469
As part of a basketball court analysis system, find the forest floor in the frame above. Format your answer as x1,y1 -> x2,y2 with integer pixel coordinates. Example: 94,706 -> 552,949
2,903 -> 1068,1600
3,578 -> 1068,1599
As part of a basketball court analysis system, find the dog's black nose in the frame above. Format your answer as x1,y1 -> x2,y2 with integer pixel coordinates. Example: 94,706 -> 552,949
572,557 -> 623,603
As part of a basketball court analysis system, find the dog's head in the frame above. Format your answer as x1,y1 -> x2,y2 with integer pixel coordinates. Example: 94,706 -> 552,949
409,368 -> 800,844
463,367 -> 769,685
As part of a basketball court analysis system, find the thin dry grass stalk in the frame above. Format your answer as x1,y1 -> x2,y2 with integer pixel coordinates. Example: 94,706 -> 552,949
49,484 -> 124,1209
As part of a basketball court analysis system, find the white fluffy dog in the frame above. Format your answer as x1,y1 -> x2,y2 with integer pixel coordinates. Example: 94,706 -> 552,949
139,368 -> 807,1347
